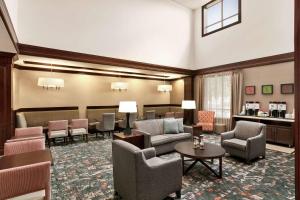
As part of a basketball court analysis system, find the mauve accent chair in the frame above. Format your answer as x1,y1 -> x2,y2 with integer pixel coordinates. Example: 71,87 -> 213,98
221,120 -> 266,163
0,161 -> 51,200
112,140 -> 182,200
96,113 -> 115,137
4,138 -> 45,156
145,110 -> 156,120
70,119 -> 89,142
195,111 -> 215,132
15,126 -> 43,137
47,120 -> 68,146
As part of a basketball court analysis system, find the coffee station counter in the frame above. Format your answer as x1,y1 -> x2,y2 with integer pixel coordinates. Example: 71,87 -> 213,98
233,115 -> 294,147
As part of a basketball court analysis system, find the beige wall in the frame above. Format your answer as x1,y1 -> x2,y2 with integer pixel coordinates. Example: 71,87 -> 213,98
170,79 -> 184,104
243,62 -> 294,113
13,69 -> 184,118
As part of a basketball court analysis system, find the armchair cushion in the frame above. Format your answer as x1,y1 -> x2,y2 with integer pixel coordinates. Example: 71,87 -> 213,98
222,138 -> 247,151
141,148 -> 156,159
163,119 -> 179,134
70,128 -> 87,136
165,133 -> 192,142
48,130 -> 67,138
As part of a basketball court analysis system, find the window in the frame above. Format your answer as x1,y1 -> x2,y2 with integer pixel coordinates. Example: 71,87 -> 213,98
202,0 -> 241,36
203,73 -> 232,119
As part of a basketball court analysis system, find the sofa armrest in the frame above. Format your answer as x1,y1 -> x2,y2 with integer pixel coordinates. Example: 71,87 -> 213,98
132,129 -> 152,148
141,147 -> 156,160
220,131 -> 235,144
183,125 -> 193,135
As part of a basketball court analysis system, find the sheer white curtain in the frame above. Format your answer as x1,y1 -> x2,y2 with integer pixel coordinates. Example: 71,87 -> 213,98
203,72 -> 232,130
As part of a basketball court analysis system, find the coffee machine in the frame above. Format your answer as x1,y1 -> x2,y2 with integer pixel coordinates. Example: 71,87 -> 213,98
278,102 -> 287,118
269,102 -> 279,118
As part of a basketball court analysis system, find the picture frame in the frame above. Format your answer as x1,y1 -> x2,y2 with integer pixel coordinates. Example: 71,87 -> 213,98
262,85 -> 273,95
281,83 -> 294,94
245,86 -> 255,95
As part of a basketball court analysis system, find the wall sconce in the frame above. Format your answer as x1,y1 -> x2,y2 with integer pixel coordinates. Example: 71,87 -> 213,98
111,82 -> 128,91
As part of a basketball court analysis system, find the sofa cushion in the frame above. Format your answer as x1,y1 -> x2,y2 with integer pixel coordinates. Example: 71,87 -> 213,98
223,138 -> 247,151
163,119 -> 179,134
151,135 -> 173,146
165,133 -> 191,142
176,118 -> 184,133
16,112 -> 28,128
235,121 -> 264,140
134,119 -> 163,136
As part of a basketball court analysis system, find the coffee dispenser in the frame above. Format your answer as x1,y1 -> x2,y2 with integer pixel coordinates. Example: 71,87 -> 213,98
245,101 -> 250,116
269,102 -> 279,118
278,102 -> 287,118
254,101 -> 260,116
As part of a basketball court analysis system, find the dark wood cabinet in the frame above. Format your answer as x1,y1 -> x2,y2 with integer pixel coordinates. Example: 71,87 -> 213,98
233,115 -> 294,147
113,132 -> 144,149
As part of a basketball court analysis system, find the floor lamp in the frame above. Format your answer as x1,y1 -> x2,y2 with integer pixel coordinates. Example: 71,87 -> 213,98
119,101 -> 137,135
182,100 -> 196,125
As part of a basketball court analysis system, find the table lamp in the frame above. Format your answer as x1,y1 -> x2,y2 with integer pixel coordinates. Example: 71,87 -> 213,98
181,100 -> 196,125
119,101 -> 137,135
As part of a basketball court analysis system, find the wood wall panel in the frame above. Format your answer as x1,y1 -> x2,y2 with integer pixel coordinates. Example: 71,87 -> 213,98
0,52 -> 15,155
183,76 -> 194,125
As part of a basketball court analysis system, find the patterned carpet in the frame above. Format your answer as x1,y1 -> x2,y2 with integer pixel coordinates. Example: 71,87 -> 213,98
50,135 -> 295,200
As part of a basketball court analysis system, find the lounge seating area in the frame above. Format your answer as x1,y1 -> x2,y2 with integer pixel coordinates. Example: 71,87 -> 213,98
0,0 -> 297,199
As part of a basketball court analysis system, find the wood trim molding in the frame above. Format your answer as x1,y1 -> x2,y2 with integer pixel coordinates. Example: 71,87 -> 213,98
14,64 -> 175,81
196,52 -> 294,75
18,43 -> 193,75
86,105 -> 119,109
0,1 -> 19,52
294,0 -> 299,198
143,104 -> 181,107
15,106 -> 79,113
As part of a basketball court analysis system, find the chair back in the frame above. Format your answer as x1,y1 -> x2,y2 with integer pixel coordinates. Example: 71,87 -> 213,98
112,140 -> 143,199
165,112 -> 175,118
174,112 -> 184,118
102,113 -> 115,130
198,111 -> 215,123
4,138 -> 45,156
0,161 -> 51,200
71,119 -> 88,130
48,120 -> 68,131
234,121 -> 266,140
15,126 -> 43,137
145,110 -> 155,120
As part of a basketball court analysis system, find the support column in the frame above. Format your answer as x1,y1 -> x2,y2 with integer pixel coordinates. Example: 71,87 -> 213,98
183,76 -> 194,125
0,52 -> 15,155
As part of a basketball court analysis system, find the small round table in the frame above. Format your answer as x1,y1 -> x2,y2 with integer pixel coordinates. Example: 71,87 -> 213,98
174,141 -> 225,178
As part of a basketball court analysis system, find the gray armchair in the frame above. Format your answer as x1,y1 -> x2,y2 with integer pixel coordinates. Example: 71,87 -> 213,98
96,113 -> 115,137
221,120 -> 266,163
112,140 -> 182,200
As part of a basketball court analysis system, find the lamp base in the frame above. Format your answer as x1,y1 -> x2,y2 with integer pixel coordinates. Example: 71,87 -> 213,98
124,112 -> 132,135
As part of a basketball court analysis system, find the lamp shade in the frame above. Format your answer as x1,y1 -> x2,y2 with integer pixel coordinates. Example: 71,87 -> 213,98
181,100 -> 196,109
157,84 -> 172,92
37,77 -> 64,89
119,101 -> 137,113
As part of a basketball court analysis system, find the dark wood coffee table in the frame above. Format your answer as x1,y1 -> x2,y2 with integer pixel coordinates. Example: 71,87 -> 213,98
175,141 -> 225,178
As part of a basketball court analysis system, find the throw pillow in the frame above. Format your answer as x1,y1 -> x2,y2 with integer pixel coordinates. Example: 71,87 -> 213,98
163,119 -> 179,134
177,118 -> 184,133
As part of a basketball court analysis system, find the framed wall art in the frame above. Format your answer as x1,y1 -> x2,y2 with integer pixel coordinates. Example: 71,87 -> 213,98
281,83 -> 294,94
245,86 -> 255,95
262,85 -> 273,95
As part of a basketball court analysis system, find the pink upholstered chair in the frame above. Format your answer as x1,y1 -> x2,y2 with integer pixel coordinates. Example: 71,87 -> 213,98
48,120 -> 68,146
4,138 -> 45,156
196,111 -> 215,132
70,119 -> 89,142
15,126 -> 43,137
165,112 -> 175,118
0,161 -> 51,200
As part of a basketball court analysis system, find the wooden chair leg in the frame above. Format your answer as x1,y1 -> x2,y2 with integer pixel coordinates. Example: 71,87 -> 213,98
48,138 -> 51,147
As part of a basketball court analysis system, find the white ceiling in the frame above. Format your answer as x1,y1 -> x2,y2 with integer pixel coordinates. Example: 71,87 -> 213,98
0,18 -> 16,53
171,0 -> 206,9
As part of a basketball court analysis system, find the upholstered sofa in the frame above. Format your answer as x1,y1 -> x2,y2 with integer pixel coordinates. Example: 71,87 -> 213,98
221,120 -> 266,163
133,118 -> 193,155
112,140 -> 182,200
15,107 -> 79,128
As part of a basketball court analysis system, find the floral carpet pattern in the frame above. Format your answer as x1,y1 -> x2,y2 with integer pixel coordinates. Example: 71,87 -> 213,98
50,135 -> 295,200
